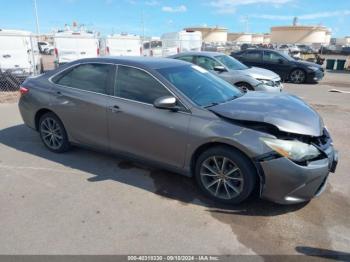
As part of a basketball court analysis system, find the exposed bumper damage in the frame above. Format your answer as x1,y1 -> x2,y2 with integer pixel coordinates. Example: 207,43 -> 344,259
255,130 -> 338,204
258,152 -> 337,204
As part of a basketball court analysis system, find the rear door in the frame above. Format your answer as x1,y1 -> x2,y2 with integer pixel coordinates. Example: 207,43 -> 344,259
51,63 -> 115,149
0,35 -> 31,73
106,65 -> 191,168
76,38 -> 99,59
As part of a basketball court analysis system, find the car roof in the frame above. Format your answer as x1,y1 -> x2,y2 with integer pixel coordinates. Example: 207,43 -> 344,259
69,56 -> 190,70
170,51 -> 225,58
241,48 -> 281,53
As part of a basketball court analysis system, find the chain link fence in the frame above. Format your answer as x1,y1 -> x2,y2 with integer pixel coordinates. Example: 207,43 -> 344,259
0,32 -> 43,103
0,71 -> 27,103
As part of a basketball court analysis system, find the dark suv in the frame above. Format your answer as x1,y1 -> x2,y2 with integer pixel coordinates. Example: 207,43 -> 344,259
231,49 -> 324,84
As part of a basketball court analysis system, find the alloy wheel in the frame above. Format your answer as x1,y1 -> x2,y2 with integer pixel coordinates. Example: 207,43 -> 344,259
40,117 -> 64,150
199,156 -> 244,200
290,69 -> 305,84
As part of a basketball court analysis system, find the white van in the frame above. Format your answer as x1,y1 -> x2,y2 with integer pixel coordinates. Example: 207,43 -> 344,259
103,34 -> 142,56
142,37 -> 162,57
0,29 -> 41,76
54,30 -> 99,65
161,30 -> 202,56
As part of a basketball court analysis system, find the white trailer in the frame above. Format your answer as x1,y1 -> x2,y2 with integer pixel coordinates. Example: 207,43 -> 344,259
0,29 -> 41,76
54,30 -> 99,65
142,37 -> 162,57
161,30 -> 202,56
102,34 -> 142,56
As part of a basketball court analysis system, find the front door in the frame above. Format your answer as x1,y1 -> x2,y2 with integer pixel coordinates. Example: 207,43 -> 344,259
262,50 -> 290,80
106,65 -> 191,169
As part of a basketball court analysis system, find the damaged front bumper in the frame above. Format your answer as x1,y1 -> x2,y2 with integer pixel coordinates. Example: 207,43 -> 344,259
256,147 -> 338,204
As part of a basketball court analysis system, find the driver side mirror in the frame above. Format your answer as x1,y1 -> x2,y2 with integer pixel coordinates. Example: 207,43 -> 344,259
278,58 -> 284,64
153,96 -> 180,112
213,65 -> 227,73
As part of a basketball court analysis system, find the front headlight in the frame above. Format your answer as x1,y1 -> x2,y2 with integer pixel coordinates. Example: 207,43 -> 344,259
258,79 -> 275,86
260,137 -> 321,162
308,66 -> 319,71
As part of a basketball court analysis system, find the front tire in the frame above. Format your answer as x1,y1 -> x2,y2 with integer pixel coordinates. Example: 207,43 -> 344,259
195,146 -> 257,204
289,69 -> 306,84
39,112 -> 71,153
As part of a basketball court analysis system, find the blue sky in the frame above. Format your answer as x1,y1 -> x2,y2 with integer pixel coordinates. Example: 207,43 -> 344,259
0,0 -> 349,37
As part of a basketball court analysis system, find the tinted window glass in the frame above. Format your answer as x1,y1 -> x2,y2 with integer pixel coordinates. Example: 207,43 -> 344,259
115,66 -> 171,104
157,65 -> 242,107
263,51 -> 286,63
54,63 -> 113,94
214,55 -> 248,70
244,50 -> 262,61
177,56 -> 194,63
195,56 -> 221,70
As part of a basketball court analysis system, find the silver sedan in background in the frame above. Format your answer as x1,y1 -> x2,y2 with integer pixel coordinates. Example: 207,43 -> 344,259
169,51 -> 283,92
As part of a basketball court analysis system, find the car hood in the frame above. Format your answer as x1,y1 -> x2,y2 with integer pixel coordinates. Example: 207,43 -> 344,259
240,66 -> 280,80
210,92 -> 323,137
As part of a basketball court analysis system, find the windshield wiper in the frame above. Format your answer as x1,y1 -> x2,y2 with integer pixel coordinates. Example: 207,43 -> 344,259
204,95 -> 241,108
204,102 -> 220,108
224,95 -> 240,103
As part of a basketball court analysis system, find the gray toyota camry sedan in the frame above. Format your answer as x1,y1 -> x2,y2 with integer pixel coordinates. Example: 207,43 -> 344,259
18,57 -> 338,205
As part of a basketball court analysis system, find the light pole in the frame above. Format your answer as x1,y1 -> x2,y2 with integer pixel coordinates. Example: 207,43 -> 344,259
33,0 -> 40,35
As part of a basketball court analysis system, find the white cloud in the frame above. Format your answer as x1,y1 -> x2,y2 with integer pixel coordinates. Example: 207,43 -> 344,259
252,10 -> 350,20
209,0 -> 293,14
162,5 -> 187,13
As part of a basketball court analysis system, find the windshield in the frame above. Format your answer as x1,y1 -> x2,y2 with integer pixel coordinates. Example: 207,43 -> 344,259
157,65 -> 242,107
214,55 -> 248,70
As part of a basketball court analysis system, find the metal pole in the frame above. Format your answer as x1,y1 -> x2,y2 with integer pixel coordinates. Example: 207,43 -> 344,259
29,35 -> 37,75
33,0 -> 40,35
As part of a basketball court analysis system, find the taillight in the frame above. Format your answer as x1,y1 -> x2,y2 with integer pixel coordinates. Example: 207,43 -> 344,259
19,86 -> 29,95
97,48 -> 100,56
140,47 -> 143,55
177,47 -> 180,53
54,48 -> 58,57
150,50 -> 153,56
106,46 -> 110,55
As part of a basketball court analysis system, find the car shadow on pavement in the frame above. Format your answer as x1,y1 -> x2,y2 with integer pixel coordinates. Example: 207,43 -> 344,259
296,246 -> 350,261
0,124 -> 307,217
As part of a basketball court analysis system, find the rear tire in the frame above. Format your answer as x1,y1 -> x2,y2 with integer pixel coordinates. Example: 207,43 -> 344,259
39,112 -> 71,153
195,146 -> 256,204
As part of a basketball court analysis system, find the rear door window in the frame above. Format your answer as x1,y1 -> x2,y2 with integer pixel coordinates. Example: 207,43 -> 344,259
53,63 -> 114,95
